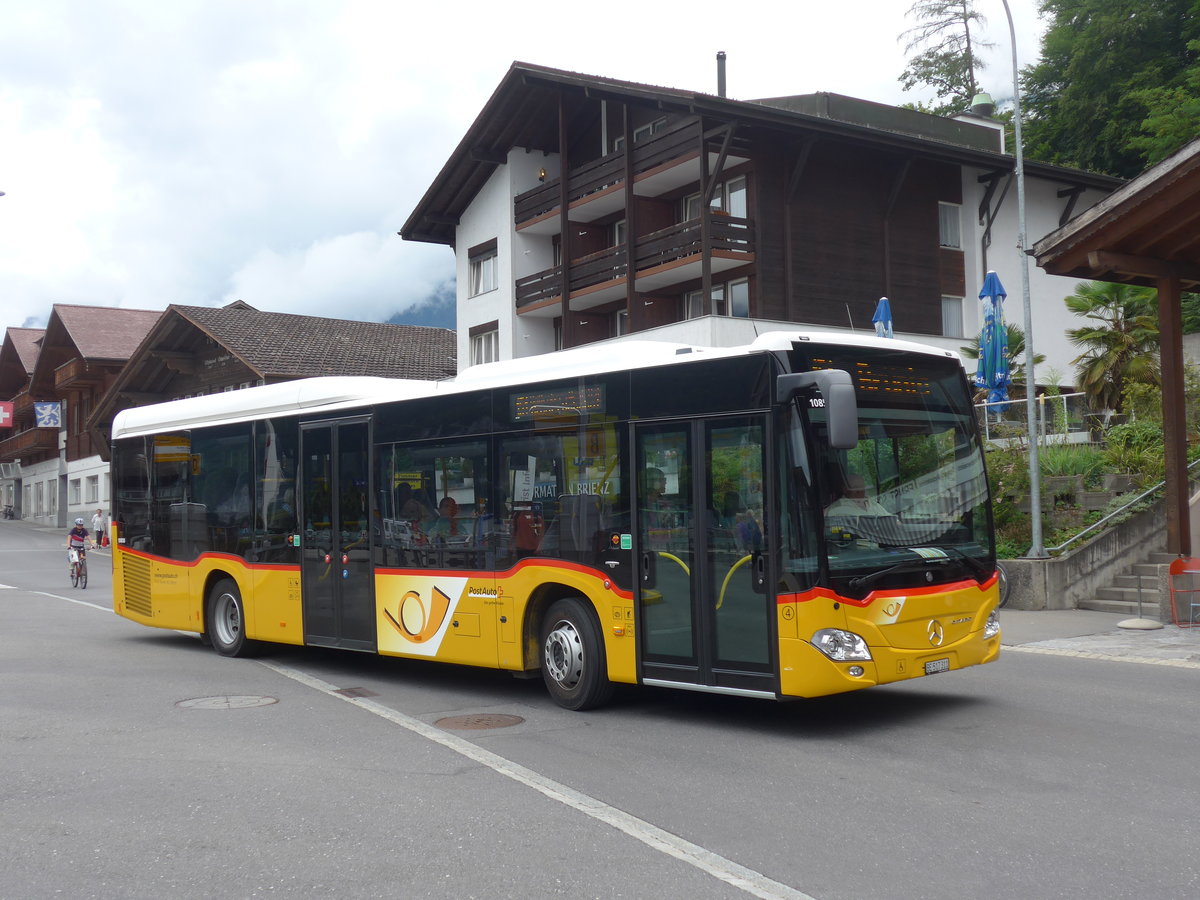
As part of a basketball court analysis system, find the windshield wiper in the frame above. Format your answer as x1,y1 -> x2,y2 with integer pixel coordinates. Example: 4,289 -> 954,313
847,557 -> 950,591
943,546 -> 991,580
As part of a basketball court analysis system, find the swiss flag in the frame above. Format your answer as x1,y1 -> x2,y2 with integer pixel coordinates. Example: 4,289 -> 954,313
0,401 -> 13,429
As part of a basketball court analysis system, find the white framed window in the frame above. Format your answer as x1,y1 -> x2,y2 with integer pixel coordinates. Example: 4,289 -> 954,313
612,219 -> 627,248
941,296 -> 964,338
613,116 -> 668,152
610,310 -> 629,337
86,475 -> 99,504
468,242 -> 498,297
729,279 -> 750,318
684,279 -> 750,319
70,479 -> 81,504
470,329 -> 499,366
103,472 -> 110,502
938,202 -> 962,250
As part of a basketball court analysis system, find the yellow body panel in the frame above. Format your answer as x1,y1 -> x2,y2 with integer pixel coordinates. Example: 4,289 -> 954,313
115,517 -> 996,701
373,561 -> 638,684
777,578 -> 1000,698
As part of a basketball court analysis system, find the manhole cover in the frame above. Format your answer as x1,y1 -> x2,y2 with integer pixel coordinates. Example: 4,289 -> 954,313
435,713 -> 525,730
176,696 -> 279,710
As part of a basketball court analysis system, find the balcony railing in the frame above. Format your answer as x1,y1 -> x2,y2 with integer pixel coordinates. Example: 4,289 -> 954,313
514,119 -> 703,224
514,213 -> 755,310
0,427 -> 59,461
55,357 -> 105,389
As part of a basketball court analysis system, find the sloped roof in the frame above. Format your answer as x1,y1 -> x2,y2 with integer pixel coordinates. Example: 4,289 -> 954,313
0,328 -> 46,397
173,304 -> 456,379
8,328 -> 46,373
50,304 -> 164,360
29,305 -> 163,396
402,61 -> 1124,246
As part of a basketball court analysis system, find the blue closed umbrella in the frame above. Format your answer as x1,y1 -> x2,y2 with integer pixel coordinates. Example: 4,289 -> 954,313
872,296 -> 893,338
975,271 -> 1010,404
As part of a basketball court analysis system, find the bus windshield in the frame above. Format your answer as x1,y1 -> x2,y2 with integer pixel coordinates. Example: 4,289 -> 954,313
786,345 -> 993,594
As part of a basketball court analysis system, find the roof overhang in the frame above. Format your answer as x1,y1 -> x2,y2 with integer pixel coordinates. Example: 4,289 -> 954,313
402,62 -> 1122,248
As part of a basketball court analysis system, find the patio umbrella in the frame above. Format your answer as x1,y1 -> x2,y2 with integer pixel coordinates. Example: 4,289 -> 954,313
871,296 -> 893,338
975,270 -> 1011,404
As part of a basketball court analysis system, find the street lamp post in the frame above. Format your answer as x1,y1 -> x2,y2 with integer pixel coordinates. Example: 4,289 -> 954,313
1000,0 -> 1047,558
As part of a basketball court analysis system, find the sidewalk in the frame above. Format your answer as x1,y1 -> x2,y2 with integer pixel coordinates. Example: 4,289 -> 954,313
1001,608 -> 1200,667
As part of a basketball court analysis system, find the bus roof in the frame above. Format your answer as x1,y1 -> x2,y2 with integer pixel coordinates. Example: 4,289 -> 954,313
110,330 -> 958,440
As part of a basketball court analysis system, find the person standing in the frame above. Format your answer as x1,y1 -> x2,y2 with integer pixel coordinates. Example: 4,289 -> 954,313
91,509 -> 106,547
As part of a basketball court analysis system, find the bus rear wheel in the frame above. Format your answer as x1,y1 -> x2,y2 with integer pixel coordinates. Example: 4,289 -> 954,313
540,597 -> 613,711
206,579 -> 259,658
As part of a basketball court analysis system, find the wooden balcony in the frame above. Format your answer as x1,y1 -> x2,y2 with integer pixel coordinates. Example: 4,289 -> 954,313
0,427 -> 59,461
55,357 -> 106,389
514,119 -> 713,230
514,213 -> 755,313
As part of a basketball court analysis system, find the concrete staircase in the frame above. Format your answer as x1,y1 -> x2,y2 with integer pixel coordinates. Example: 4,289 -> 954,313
1083,552 -> 1175,616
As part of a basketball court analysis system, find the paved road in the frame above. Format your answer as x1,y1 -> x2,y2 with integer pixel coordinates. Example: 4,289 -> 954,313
3,519 -> 1199,899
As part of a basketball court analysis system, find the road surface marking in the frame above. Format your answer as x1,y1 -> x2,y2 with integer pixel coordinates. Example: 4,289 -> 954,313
260,658 -> 815,900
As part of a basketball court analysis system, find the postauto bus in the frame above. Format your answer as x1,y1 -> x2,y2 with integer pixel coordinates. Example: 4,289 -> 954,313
109,332 -> 1000,709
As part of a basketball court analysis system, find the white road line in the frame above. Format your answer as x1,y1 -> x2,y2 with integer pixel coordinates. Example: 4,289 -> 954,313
1005,644 -> 1200,669
259,658 -> 816,900
34,590 -> 112,612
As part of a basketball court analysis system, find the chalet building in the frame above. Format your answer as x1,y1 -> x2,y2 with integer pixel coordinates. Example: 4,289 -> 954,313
87,301 -> 458,460
0,327 -> 47,516
401,62 -> 1122,378
0,305 -> 162,527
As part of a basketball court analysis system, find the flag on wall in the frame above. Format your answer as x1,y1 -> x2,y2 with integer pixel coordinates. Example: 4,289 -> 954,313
34,402 -> 61,428
0,401 -> 13,429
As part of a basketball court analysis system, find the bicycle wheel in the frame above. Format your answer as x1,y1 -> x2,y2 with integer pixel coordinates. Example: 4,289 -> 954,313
70,564 -> 79,589
997,562 -> 1010,609
79,561 -> 87,589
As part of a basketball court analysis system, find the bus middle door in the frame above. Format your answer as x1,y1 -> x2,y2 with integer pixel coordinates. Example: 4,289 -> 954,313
300,417 -> 375,651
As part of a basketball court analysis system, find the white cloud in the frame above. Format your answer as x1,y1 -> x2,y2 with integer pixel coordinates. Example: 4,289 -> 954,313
0,0 -> 1047,332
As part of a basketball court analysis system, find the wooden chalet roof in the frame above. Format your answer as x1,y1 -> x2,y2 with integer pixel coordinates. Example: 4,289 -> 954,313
169,303 -> 457,380
0,328 -> 46,397
29,305 -> 162,395
402,61 -> 1123,246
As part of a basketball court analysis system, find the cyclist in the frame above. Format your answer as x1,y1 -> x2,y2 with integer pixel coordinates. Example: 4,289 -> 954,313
67,517 -> 93,567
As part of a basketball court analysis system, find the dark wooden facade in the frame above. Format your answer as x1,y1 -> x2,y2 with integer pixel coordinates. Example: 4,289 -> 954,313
402,63 -> 1120,353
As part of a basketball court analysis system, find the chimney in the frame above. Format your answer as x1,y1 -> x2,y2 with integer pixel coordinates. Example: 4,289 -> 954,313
717,51 -> 726,98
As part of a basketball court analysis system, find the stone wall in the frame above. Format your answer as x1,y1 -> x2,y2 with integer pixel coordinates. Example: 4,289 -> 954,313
1002,498 -> 1167,611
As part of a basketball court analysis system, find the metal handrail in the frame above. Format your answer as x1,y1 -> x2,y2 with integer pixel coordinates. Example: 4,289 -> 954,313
1045,456 -> 1200,555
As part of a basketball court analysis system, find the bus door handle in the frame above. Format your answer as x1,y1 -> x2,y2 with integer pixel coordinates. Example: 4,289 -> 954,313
640,551 -> 656,586
752,552 -> 767,593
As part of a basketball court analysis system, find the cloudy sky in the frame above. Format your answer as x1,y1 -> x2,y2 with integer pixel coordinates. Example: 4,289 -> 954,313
0,0 -> 1045,334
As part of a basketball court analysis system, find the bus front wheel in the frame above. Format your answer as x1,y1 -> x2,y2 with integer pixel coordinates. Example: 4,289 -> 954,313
539,597 -> 613,711
206,579 -> 259,658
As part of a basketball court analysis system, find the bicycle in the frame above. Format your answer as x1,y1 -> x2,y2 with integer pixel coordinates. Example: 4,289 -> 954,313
68,547 -> 88,589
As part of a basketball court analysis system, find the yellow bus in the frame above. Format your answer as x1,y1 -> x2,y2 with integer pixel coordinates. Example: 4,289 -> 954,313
109,332 -> 1000,709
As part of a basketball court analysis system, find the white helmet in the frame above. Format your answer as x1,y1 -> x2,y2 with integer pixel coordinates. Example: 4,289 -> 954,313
74,518 -> 84,525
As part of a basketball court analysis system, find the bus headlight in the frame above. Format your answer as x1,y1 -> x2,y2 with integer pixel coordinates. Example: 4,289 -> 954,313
811,628 -> 872,661
984,609 -> 1001,639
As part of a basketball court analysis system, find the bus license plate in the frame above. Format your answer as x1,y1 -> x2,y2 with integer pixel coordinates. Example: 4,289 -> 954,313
924,658 -> 950,675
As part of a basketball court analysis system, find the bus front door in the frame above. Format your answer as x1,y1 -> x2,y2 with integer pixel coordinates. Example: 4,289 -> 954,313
300,418 -> 375,651
635,417 -> 773,694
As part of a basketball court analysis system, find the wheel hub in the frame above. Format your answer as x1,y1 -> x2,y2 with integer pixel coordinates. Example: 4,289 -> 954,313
544,620 -> 584,688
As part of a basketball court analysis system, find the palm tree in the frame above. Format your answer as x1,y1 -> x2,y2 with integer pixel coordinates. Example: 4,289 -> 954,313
960,323 -> 1045,395
1065,281 -> 1159,413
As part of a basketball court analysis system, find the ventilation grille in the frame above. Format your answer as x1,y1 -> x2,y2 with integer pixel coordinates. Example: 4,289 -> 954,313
123,554 -> 152,617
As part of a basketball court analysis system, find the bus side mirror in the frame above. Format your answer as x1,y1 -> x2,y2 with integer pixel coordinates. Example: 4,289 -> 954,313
776,370 -> 859,450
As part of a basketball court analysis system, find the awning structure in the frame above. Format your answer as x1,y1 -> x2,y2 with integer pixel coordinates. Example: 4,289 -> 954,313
1032,139 -> 1200,556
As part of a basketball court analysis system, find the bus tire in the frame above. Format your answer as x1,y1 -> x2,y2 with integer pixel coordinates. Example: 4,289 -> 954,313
206,578 -> 259,658
539,597 -> 613,711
